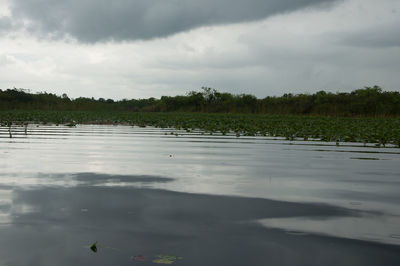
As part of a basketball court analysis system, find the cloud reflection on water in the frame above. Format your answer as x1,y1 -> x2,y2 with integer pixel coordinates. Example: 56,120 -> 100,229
0,125 -> 399,265
1,179 -> 399,266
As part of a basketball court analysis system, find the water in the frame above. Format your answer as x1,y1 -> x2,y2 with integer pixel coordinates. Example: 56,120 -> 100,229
0,124 -> 399,265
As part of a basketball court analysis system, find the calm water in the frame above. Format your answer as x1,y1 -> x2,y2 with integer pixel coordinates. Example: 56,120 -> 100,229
0,124 -> 399,265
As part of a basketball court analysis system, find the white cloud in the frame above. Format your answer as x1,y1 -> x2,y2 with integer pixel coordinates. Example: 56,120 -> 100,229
0,0 -> 10,17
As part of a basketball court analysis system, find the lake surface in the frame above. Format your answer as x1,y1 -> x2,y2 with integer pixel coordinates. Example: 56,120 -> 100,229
0,124 -> 399,265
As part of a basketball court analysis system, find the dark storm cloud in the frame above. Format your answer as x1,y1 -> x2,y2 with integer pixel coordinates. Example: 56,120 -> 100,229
9,0 -> 338,42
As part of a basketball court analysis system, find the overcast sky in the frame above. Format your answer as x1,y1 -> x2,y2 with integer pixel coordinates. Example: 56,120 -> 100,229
0,0 -> 399,99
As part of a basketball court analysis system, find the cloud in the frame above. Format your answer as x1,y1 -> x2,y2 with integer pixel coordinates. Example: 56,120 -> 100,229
338,25 -> 400,48
0,16 -> 12,32
1,0 -> 399,99
8,0 -> 338,42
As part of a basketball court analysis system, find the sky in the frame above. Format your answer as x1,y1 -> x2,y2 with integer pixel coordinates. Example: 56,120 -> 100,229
0,0 -> 399,100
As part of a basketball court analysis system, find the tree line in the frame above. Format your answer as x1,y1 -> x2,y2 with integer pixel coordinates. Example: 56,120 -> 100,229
0,86 -> 399,116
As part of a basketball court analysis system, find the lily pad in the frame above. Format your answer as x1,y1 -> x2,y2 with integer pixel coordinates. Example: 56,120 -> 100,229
153,255 -> 182,264
153,258 -> 174,264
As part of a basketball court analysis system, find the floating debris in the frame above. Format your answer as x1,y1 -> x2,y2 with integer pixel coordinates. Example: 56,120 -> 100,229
131,255 -> 146,262
85,241 -> 120,253
90,241 -> 98,253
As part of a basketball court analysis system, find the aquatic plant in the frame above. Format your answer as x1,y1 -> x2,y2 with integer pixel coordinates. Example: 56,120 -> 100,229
1,111 -> 399,146
153,254 -> 183,264
86,241 -> 182,265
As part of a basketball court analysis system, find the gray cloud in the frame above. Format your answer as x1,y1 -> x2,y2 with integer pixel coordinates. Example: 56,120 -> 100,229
0,17 -> 12,32
2,0 -> 399,99
9,0 -> 338,42
338,25 -> 400,48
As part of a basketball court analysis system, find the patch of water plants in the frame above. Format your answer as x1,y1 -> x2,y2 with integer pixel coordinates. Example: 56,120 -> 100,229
87,241 -> 182,264
1,111 -> 399,147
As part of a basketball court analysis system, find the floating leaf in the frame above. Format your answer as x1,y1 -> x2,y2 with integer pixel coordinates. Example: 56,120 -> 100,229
90,241 -> 98,253
153,255 -> 182,264
159,255 -> 182,260
153,258 -> 174,264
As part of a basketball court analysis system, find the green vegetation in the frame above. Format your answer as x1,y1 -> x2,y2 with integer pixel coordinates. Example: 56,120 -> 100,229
1,111 -> 399,147
153,255 -> 183,264
1,85 -> 399,146
1,85 -> 399,116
